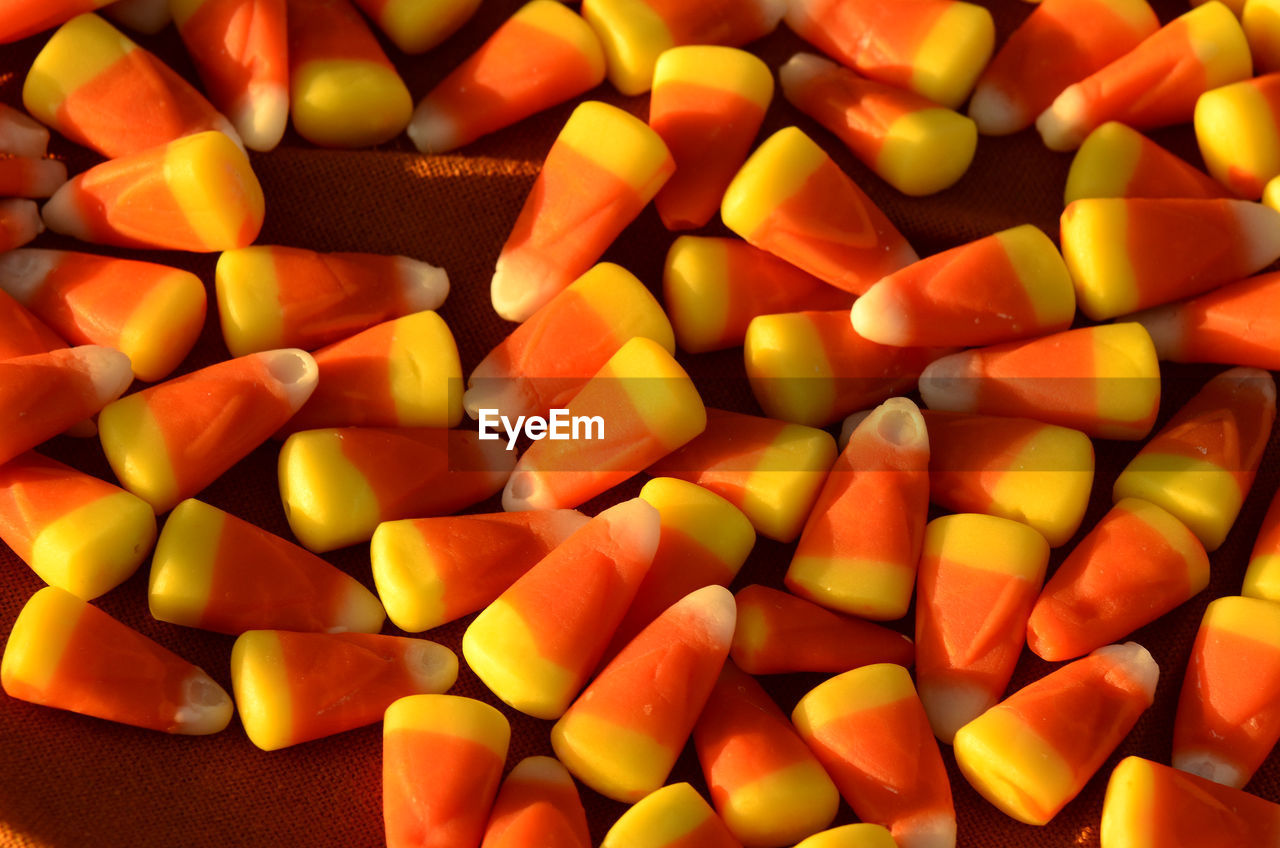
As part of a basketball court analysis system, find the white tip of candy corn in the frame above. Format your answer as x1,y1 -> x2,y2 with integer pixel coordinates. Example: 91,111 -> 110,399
1128,303 -> 1180,361
210,113 -> 246,154
919,680 -> 993,745
4,198 -> 44,245
1036,85 -> 1089,152
1096,642 -> 1159,701
850,283 -> 911,346
78,345 -> 135,407
397,256 -> 450,312
490,261 -> 547,323
172,671 -> 234,735
40,184 -> 87,240
783,0 -> 821,31
778,52 -> 832,98
503,469 -> 552,512
867,396 -> 928,447
837,408 -> 873,451
673,584 -> 738,648
1172,750 -> 1245,789
898,812 -> 959,848
0,248 -> 58,302
596,497 -> 661,561
917,353 -> 980,413
968,82 -> 1022,136
254,348 -> 319,413
755,0 -> 788,28
462,377 -> 536,423
407,102 -> 463,155
1233,200 -> 1280,269
231,86 -> 289,153
403,639 -> 460,693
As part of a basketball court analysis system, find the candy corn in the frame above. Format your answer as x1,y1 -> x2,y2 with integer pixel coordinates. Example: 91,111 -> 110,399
171,0 -> 289,152
1173,596 -> 1280,789
649,46 -> 773,230
915,514 -> 1049,743
969,0 -> 1158,136
783,0 -> 994,109
102,0 -> 170,33
780,52 -> 977,196
721,127 -> 917,295
481,756 -> 591,848
149,498 -> 385,635
731,584 -> 914,675
0,104 -> 50,157
383,695 -> 510,848
954,642 -> 1159,825
1196,73 -> 1280,198
552,585 -> 735,802
1,586 -> 232,734
1027,498 -> 1209,661
278,427 -> 514,552
490,101 -> 674,322
231,629 -> 457,749
501,336 -> 705,512
23,14 -> 240,158
0,156 -> 66,198
369,509 -> 589,632
1245,487 -> 1280,601
42,131 -> 265,252
0,345 -> 132,466
465,262 -> 674,423
99,349 -> 317,513
693,661 -> 840,847
0,289 -> 65,360
463,498 -> 658,719
1134,271 -> 1280,369
352,0 -> 481,54
1037,2 -> 1252,151
918,323 -> 1161,440
407,0 -> 605,154
606,784 -> 745,848
1064,121 -> 1230,203
662,236 -> 853,354
0,198 -> 43,252
1246,0 -> 1280,74
794,826 -> 898,848
647,407 -> 837,543
0,249 -> 206,382
0,452 -> 155,600
793,663 -> 955,848
1113,367 -> 1275,551
285,0 -> 412,147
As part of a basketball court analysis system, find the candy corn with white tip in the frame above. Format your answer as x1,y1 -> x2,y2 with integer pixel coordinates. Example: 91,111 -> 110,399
1064,121 -> 1229,203
480,756 -> 591,848
599,783 -> 743,848
352,0 -> 481,54
1133,270 -> 1280,369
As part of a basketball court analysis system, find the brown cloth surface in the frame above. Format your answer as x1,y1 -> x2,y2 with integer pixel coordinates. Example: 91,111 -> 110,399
2,0 -> 1279,845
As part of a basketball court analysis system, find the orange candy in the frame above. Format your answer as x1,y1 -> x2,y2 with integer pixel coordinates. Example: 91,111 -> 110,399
480,756 -> 591,848
0,155 -> 66,198
0,198 -> 43,252
0,289 -> 65,360
1134,270 -> 1280,370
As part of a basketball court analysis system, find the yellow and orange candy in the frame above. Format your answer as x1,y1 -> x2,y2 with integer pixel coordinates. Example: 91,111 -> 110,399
794,825 -> 898,848
0,155 -> 66,198
408,0 -> 604,154
649,46 -> 773,230
1134,270 -> 1280,370
0,103 -> 51,156
1245,487 -> 1280,601
0,198 -> 43,252
0,289 -> 65,360
1246,0 -> 1280,74
599,782 -> 743,848
721,127 -> 917,295
1064,121 -> 1230,203
480,756 -> 591,848
1,586 -> 233,734
491,101 -> 674,322
1196,73 -> 1280,199
149,498 -> 385,635
384,695 -> 510,848
0,249 -> 206,382
352,0 -> 480,54
780,52 -> 977,196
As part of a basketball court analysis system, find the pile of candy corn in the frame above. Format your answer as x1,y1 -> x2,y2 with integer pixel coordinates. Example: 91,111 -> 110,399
2,0 -> 1280,846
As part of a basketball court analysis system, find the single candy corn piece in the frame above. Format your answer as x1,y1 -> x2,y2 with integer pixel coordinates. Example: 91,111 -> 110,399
721,127 -> 917,295
693,661 -> 840,847
480,756 -> 591,848
1245,487 -> 1280,601
793,663 -> 955,848
731,584 -> 914,675
0,452 -> 155,600
917,411 -> 1094,547
0,249 -> 206,382
1113,367 -> 1276,551
501,336 -> 705,512
1037,2 -> 1252,151
384,695 -> 510,848
582,0 -> 784,96
954,643 -> 1159,825
1196,74 -> 1280,199
1062,197 -> 1280,320
370,509 -> 589,632
599,783 -> 743,848
649,46 -> 773,230
1027,498 -> 1209,661
602,477 -> 753,661
99,349 -> 317,513
1100,756 -> 1280,848
1134,270 -> 1280,369
171,0 -> 288,152
662,236 -> 853,354
233,631 -> 457,749
150,498 -> 385,635
0,104 -> 50,157
102,0 -> 170,32
0,156 -> 66,198
745,311 -> 947,428
919,323 -> 1161,440
462,498 -> 659,719
278,427 -> 514,552
786,398 -> 929,621
407,0 -> 605,154
647,407 -> 836,543
780,53 -> 977,197
969,0 -> 1158,136
794,825 -> 898,848
915,514 -> 1050,743
0,289 -> 65,360
1064,121 -> 1230,203
22,14 -> 240,159
42,131 -> 265,252
285,0 -> 412,147
0,345 -> 132,466
465,262 -> 674,423
352,0 -> 480,54
852,224 -> 1074,347
1173,596 -> 1280,789
0,198 -> 43,252
1,586 -> 232,734
552,585 -> 735,802
491,101 -> 674,322
1246,0 -> 1280,74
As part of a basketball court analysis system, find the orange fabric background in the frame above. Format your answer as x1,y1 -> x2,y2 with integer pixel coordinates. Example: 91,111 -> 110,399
1,1 -> 1278,846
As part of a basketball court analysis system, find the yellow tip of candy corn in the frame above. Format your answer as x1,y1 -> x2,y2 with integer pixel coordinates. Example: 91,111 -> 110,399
291,60 -> 413,147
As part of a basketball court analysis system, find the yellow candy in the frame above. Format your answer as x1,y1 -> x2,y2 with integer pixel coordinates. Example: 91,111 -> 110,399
1196,76 -> 1280,199
599,783 -> 738,847
794,824 -> 899,848
357,0 -> 481,53
1245,0 -> 1280,73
